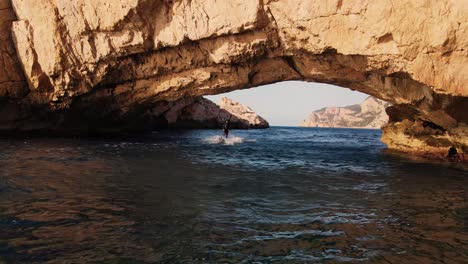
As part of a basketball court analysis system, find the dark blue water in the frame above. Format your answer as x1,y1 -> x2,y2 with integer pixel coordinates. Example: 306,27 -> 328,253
0,127 -> 466,263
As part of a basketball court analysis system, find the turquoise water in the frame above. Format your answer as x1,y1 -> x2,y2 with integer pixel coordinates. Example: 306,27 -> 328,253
0,127 -> 466,263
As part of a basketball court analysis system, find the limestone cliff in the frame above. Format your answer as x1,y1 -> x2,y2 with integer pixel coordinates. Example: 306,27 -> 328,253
165,97 -> 269,129
301,97 -> 391,129
0,0 -> 467,158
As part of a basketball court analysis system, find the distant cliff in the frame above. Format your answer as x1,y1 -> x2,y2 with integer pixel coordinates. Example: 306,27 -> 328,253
164,97 -> 269,129
301,97 -> 391,129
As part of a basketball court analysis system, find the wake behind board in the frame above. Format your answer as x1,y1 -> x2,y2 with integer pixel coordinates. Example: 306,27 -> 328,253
205,136 -> 246,145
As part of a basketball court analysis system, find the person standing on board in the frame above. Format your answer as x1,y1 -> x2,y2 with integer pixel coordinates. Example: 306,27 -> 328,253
223,120 -> 230,138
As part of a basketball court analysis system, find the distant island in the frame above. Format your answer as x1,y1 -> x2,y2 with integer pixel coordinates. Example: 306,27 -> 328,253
301,97 -> 391,129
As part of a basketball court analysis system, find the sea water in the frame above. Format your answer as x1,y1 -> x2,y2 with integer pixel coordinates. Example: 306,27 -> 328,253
0,127 -> 466,263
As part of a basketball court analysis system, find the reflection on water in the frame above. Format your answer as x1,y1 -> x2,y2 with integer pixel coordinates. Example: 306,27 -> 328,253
0,128 -> 467,263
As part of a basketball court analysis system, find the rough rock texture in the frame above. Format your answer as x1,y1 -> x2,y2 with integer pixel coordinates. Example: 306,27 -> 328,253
165,97 -> 269,129
0,0 -> 27,98
0,0 -> 29,131
301,97 -> 391,129
0,0 -> 467,158
218,97 -> 269,128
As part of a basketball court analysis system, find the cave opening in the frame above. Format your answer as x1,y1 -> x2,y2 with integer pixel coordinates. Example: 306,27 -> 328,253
210,81 -> 381,128
167,81 -> 388,130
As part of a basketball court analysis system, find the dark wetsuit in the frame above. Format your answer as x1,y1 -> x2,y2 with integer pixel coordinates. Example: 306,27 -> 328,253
223,121 -> 230,138
447,146 -> 460,162
448,147 -> 458,158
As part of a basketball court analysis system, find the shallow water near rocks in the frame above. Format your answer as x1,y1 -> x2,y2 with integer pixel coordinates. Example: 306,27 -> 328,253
0,127 -> 466,263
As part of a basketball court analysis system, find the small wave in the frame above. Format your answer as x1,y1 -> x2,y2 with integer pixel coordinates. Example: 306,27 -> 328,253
249,229 -> 345,241
204,136 -> 252,145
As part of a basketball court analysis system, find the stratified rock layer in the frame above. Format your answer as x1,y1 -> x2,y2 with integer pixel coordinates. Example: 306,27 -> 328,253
166,97 -> 269,129
301,97 -> 391,129
0,0 -> 467,157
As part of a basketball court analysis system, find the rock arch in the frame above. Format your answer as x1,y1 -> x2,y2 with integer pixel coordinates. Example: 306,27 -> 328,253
0,0 -> 467,157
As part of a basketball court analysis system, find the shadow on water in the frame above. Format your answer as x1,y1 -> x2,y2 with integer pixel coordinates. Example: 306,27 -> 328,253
0,127 -> 466,263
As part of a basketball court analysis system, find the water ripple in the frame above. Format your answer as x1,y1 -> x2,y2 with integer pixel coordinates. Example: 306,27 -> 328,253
0,128 -> 466,263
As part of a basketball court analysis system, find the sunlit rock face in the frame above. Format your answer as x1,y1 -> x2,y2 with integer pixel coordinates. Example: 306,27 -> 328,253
0,0 -> 28,130
301,97 -> 391,129
165,97 -> 269,129
0,0 -> 467,157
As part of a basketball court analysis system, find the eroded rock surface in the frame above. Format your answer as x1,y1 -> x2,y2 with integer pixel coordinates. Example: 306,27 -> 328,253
0,0 -> 467,157
0,0 -> 26,98
301,97 -> 391,129
165,97 -> 269,129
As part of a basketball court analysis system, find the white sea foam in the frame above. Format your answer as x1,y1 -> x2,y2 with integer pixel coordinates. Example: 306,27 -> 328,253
205,136 -> 251,145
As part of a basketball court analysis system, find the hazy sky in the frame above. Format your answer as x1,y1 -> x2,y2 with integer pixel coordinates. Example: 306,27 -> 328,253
206,81 -> 368,126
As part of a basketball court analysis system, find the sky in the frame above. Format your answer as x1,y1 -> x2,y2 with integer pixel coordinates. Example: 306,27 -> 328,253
206,81 -> 369,126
